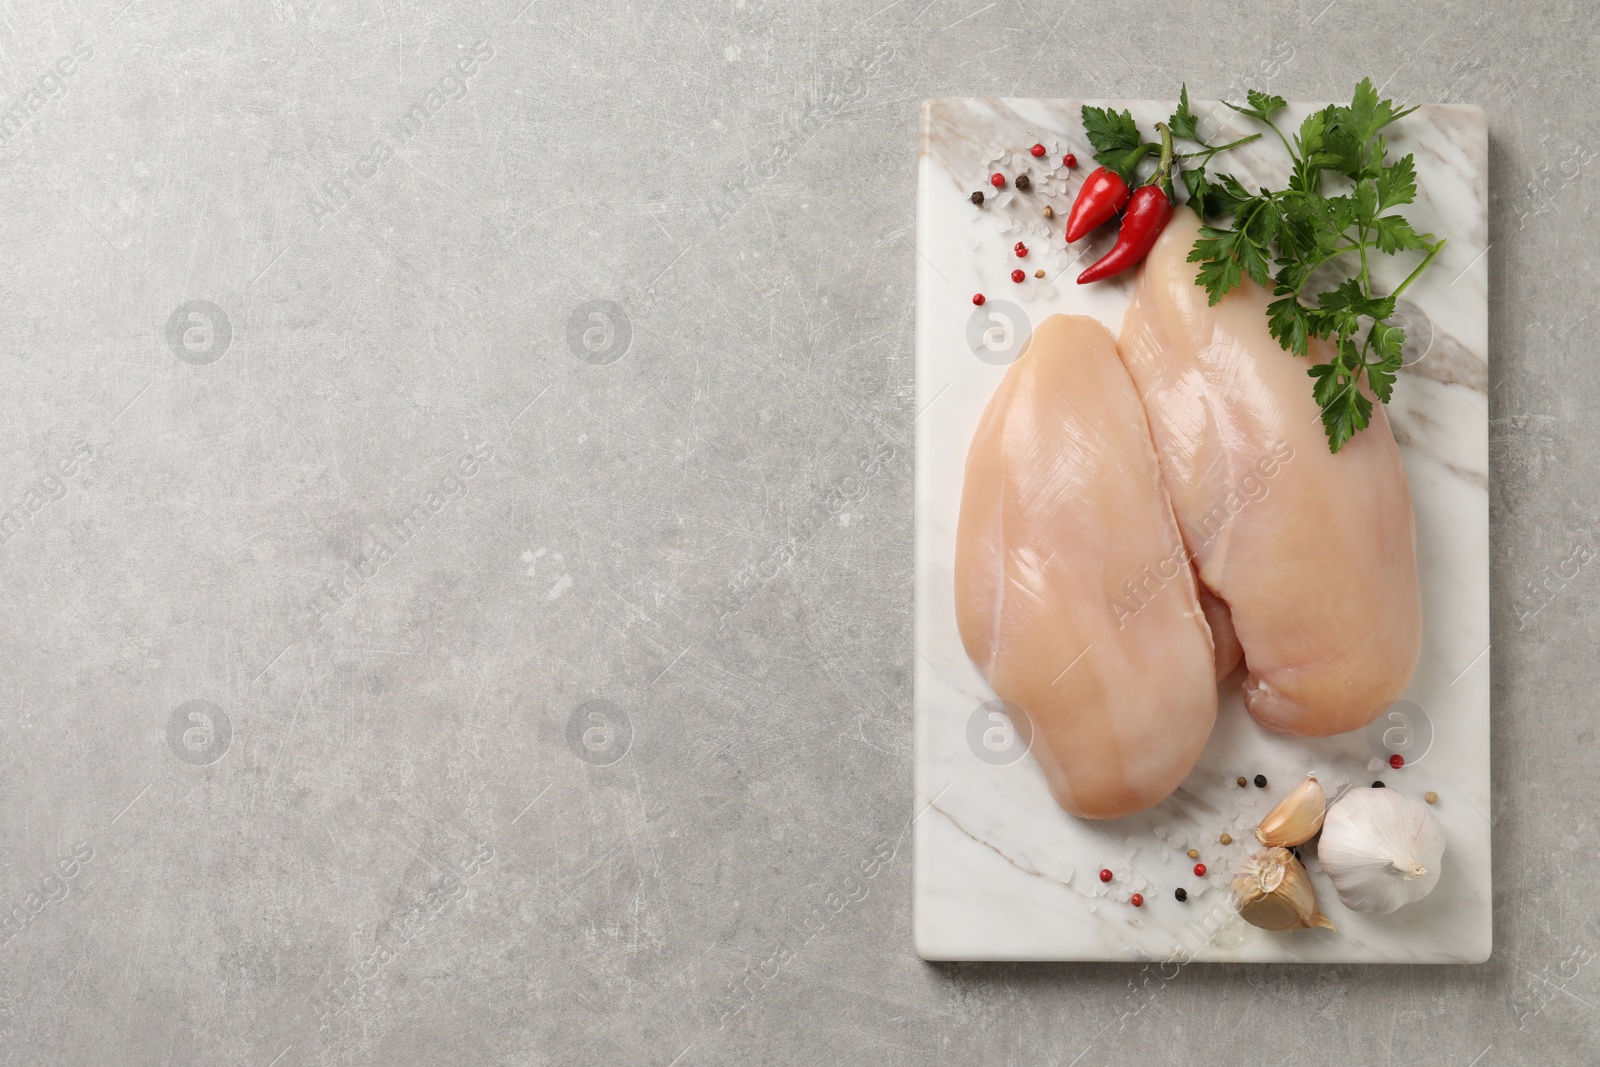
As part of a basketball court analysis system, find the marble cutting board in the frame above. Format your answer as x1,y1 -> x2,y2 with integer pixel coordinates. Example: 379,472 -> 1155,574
913,98 -> 1490,963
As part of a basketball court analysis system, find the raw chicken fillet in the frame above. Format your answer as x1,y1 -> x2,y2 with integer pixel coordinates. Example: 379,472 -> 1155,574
954,314 -> 1219,819
1117,208 -> 1422,737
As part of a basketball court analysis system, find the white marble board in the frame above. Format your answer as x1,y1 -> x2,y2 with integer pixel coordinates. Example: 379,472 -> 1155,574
913,98 -> 1490,963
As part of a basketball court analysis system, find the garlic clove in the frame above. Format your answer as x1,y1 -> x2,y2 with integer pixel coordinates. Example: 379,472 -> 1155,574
1232,847 -> 1337,932
1254,773 -> 1327,847
1317,786 -> 1445,913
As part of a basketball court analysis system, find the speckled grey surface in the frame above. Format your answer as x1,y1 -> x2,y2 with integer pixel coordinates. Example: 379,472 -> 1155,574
0,0 -> 1594,1064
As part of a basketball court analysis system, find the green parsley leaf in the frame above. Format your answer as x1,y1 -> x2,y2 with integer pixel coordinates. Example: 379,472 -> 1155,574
1080,104 -> 1156,179
1176,79 -> 1443,451
1188,223 -> 1265,303
1315,277 -> 1371,314
1309,336 -> 1375,453
1342,77 -> 1417,144
1225,90 -> 1287,124
1294,109 -> 1327,159
1376,154 -> 1418,210
1247,90 -> 1287,121
1081,105 -> 1142,155
1169,85 -> 1201,142
1181,166 -> 1212,212
1266,294 -> 1313,357
1365,320 -> 1405,403
1372,213 -> 1429,254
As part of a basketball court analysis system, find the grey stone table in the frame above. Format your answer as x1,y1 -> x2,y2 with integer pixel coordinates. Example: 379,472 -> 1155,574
0,0 -> 1593,1064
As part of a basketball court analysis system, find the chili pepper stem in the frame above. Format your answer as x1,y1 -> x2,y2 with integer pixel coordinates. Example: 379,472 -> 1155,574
1146,122 -> 1177,203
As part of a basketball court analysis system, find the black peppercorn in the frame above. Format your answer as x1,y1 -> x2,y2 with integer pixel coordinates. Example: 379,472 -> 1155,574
1174,887 -> 1188,902
1253,774 -> 1267,788
1372,780 -> 1386,788
970,191 -> 985,206
1014,174 -> 1032,191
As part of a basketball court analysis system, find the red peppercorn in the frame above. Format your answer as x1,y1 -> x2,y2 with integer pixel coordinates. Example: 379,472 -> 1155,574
1098,868 -> 1112,883
1130,893 -> 1144,907
1014,242 -> 1029,258
1063,153 -> 1077,168
972,293 -> 986,306
1030,143 -> 1046,157
990,173 -> 1006,188
1193,862 -> 1207,877
1011,269 -> 1025,283
1389,753 -> 1405,769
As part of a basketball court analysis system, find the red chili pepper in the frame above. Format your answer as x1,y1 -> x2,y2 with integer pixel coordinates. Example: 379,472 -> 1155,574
1063,167 -> 1130,243
1077,123 -> 1176,285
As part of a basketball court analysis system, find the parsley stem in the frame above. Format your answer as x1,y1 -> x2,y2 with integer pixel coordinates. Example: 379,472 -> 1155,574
1357,227 -> 1371,297
1177,132 -> 1262,160
1262,118 -> 1296,165
1389,238 -> 1448,301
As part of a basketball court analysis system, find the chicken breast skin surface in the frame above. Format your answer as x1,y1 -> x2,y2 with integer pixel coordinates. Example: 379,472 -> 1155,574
954,314 -> 1219,819
1117,207 -> 1422,737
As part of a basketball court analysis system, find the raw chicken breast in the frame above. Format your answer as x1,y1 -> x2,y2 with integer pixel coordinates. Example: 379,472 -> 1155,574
1197,582 -> 1243,681
1117,207 -> 1421,737
954,314 -> 1218,818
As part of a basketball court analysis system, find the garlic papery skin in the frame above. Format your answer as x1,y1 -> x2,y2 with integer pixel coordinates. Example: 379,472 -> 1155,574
1232,847 -> 1336,932
1254,773 -> 1327,847
1317,787 -> 1445,914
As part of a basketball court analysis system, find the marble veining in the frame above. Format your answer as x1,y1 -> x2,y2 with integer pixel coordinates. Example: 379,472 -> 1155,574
914,98 -> 1489,963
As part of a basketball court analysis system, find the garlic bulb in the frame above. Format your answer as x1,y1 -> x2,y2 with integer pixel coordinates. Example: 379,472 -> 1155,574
1254,773 -> 1326,847
1317,787 -> 1445,913
1232,847 -> 1336,931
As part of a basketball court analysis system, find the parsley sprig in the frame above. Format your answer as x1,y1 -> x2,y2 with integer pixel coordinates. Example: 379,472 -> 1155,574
1182,80 -> 1446,452
1082,89 -> 1261,186
1080,104 -> 1156,181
